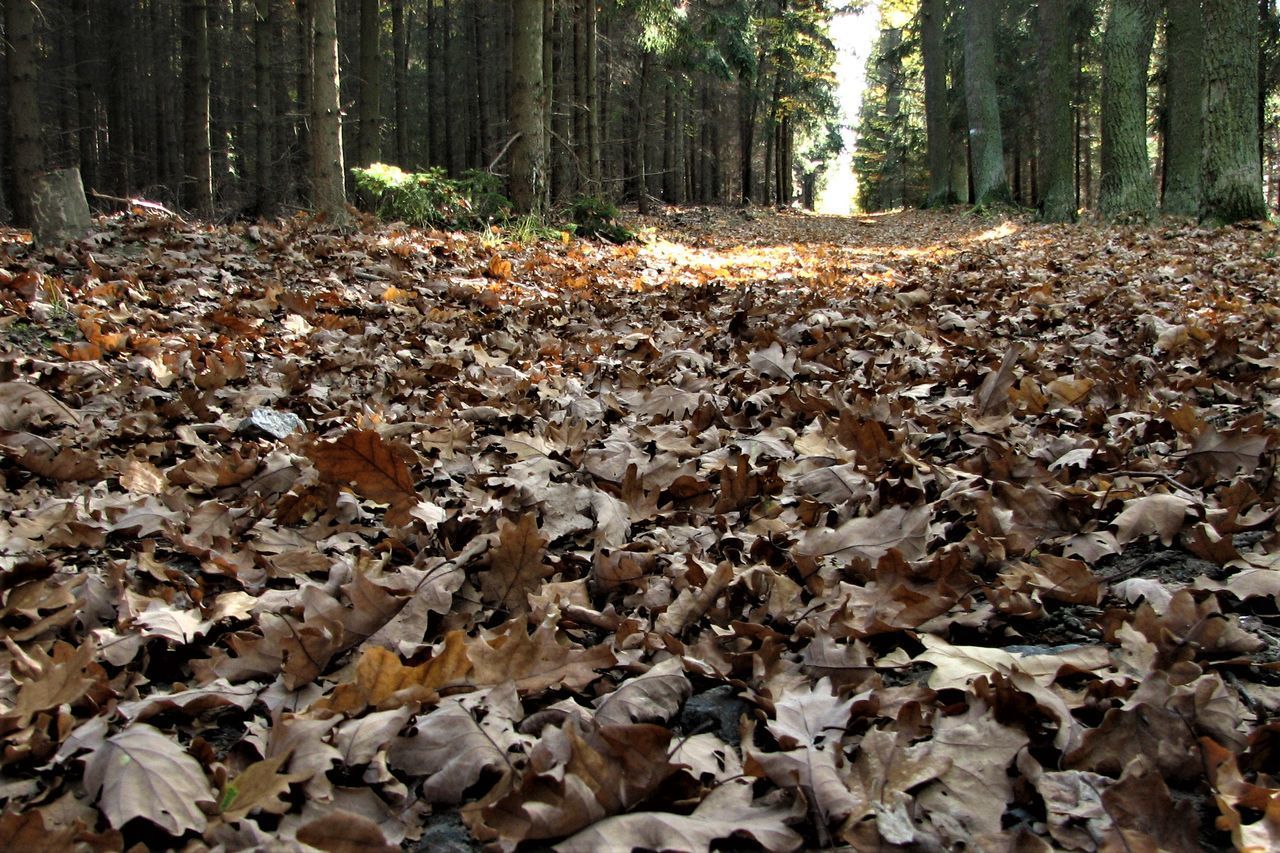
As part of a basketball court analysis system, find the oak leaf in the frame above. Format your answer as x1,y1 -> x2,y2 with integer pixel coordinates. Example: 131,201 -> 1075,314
307,429 -> 419,525
478,514 -> 553,615
219,752 -> 310,822
468,616 -> 616,695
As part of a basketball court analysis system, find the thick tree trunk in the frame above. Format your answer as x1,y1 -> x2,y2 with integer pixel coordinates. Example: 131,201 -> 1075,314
357,0 -> 382,167
311,0 -> 348,222
1099,0 -> 1159,219
962,0 -> 1009,207
1203,0 -> 1266,222
1037,0 -> 1076,221
510,0 -> 546,213
1163,0 -> 1204,216
182,0 -> 214,215
208,0 -> 230,200
584,0 -> 601,190
738,75 -> 756,205
922,0 -> 954,206
5,0 -> 42,226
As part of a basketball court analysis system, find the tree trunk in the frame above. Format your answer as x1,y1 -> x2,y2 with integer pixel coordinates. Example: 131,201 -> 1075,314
1099,0 -> 1158,219
254,0 -> 275,213
208,0 -> 230,201
392,0 -> 408,165
181,0 -> 214,214
1162,0 -> 1203,216
738,74 -> 756,205
357,0 -> 382,167
584,0 -> 601,190
5,0 -> 42,226
1037,0 -> 1075,221
637,51 -> 652,213
72,0 -> 98,194
962,0 -> 1009,206
311,0 -> 348,221
542,0 -> 555,198
922,0 -> 954,206
1203,0 -> 1266,222
510,0 -> 546,213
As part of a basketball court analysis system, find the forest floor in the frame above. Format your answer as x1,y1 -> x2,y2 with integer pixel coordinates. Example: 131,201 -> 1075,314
0,206 -> 1278,851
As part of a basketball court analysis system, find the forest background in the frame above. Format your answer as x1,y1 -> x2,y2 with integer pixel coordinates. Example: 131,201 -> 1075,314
2,0 -> 1279,227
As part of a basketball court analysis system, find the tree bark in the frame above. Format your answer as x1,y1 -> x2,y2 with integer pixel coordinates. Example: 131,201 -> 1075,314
510,0 -> 546,213
962,0 -> 1009,206
392,0 -> 408,165
5,0 -> 43,226
1037,0 -> 1076,220
311,0 -> 348,222
922,0 -> 954,206
182,0 -> 214,215
357,0 -> 382,167
1099,0 -> 1159,219
71,0 -> 98,193
1163,0 -> 1204,216
254,0 -> 275,213
1203,0 -> 1267,222
584,0 -> 601,190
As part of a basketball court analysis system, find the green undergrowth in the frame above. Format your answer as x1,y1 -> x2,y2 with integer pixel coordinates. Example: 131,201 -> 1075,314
352,163 -> 637,243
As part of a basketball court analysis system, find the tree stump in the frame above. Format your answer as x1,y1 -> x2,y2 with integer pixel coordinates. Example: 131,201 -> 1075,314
31,167 -> 92,246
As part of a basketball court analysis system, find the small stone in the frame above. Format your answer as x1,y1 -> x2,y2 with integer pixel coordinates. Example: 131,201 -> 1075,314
240,407 -> 305,439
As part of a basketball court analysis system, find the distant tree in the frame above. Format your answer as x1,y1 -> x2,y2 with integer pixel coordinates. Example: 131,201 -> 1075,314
1099,0 -> 1158,219
1202,0 -> 1267,222
311,0 -> 348,222
962,0 -> 1009,206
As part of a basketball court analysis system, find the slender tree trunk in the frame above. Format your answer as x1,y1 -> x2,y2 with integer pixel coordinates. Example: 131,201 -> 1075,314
357,0 -> 382,167
392,0 -> 408,164
637,51 -> 652,213
311,0 -> 348,221
585,0 -> 601,190
542,0 -> 555,198
72,0 -> 98,193
208,0 -> 230,201
922,0 -> 954,206
1203,0 -> 1267,222
1037,0 -> 1075,220
510,0 -> 546,213
962,0 -> 1009,206
738,74 -> 756,205
1163,0 -> 1204,216
1099,0 -> 1159,219
5,0 -> 41,226
254,0 -> 275,213
182,0 -> 214,215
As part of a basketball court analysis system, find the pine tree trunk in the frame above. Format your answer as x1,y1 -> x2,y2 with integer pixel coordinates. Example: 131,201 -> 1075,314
1099,0 -> 1158,219
584,0 -> 601,190
254,0 -> 275,213
5,0 -> 42,226
922,0 -> 953,206
208,0 -> 230,201
510,0 -> 546,213
637,51 -> 651,213
72,0 -> 98,193
1203,0 -> 1266,222
1163,0 -> 1203,216
1037,0 -> 1075,221
962,0 -> 1009,206
542,0 -> 554,198
392,0 -> 408,165
357,0 -> 382,167
181,0 -> 214,214
311,0 -> 348,221
738,75 -> 756,205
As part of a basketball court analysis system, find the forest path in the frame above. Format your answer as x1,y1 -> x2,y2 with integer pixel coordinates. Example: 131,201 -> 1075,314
2,208 -> 1279,851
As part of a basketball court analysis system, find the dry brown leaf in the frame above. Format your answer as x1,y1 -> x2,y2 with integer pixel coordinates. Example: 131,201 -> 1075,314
478,514 -> 552,615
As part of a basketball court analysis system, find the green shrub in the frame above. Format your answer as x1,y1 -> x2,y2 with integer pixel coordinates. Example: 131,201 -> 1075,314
351,163 -> 512,228
568,195 -> 635,243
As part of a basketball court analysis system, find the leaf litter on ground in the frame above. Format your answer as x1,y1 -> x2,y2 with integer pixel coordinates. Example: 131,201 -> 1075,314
0,206 -> 1278,851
